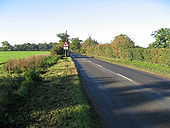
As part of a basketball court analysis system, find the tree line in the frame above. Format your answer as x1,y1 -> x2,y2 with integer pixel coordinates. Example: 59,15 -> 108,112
68,28 -> 170,66
0,42 -> 57,51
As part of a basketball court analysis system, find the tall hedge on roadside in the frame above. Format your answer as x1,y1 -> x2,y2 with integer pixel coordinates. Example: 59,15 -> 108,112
143,48 -> 170,65
80,34 -> 170,66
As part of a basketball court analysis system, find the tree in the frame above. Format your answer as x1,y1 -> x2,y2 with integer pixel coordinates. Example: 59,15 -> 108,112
81,36 -> 98,48
57,32 -> 70,46
111,34 -> 135,59
1,41 -> 12,51
71,37 -> 82,52
149,28 -> 170,48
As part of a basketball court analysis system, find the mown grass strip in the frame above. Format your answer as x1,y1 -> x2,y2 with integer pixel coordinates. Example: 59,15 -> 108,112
86,54 -> 170,79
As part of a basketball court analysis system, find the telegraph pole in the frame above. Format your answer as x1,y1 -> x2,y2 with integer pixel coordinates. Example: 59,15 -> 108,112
63,30 -> 69,58
65,30 -> 67,57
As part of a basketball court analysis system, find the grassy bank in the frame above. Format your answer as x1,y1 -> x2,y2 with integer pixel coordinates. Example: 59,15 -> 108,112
0,56 -> 100,127
86,54 -> 170,79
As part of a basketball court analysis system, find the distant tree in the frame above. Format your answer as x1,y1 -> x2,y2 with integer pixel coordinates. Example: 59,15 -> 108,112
111,34 -> 135,49
149,28 -> 170,48
71,37 -> 82,52
81,36 -> 98,48
135,45 -> 143,48
1,41 -> 12,51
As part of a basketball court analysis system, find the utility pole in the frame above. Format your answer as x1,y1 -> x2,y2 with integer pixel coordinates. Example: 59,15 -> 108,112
63,30 -> 69,58
65,30 -> 67,57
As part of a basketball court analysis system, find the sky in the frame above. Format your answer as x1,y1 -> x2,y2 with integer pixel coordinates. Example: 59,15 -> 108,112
0,0 -> 170,47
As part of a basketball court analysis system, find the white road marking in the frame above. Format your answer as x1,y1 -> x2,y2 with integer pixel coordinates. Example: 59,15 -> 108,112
116,73 -> 134,82
97,64 -> 103,67
87,59 -> 135,83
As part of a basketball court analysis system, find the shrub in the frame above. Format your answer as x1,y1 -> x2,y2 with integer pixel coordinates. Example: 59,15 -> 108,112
50,45 -> 64,55
3,55 -> 48,73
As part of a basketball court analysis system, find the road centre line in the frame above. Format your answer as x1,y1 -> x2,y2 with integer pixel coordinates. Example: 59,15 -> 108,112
87,59 -> 135,83
116,73 -> 134,82
97,64 -> 103,67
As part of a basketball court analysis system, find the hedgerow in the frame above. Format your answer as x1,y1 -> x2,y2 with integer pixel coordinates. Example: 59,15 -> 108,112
80,34 -> 170,66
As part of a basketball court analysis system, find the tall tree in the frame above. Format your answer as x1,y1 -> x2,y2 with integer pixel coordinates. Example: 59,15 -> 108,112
71,37 -> 82,51
1,41 -> 12,51
111,34 -> 135,58
57,32 -> 70,46
149,28 -> 170,48
81,36 -> 98,48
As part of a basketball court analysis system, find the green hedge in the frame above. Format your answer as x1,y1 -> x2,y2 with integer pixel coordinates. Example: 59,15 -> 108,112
81,44 -> 170,66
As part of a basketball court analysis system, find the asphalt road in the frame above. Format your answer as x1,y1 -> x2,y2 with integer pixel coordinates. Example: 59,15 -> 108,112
69,52 -> 170,128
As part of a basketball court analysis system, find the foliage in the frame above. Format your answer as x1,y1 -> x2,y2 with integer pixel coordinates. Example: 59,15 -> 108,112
0,57 -> 100,127
57,32 -> 70,45
70,37 -> 82,52
50,44 -> 64,55
3,55 -> 48,73
91,55 -> 170,77
0,42 -> 56,51
0,55 -> 62,127
149,28 -> 170,48
143,48 -> 170,66
81,37 -> 98,48
111,34 -> 135,59
1,41 -> 13,51
80,34 -> 169,66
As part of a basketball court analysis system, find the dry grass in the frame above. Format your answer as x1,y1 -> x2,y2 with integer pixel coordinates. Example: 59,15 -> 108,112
3,55 -> 49,73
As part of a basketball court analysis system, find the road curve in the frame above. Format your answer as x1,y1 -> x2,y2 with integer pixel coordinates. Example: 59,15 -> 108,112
70,52 -> 170,128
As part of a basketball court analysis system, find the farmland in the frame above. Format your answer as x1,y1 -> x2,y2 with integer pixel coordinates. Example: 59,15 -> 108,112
0,51 -> 50,64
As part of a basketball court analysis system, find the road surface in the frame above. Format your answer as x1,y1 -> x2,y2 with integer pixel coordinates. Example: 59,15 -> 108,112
70,52 -> 170,128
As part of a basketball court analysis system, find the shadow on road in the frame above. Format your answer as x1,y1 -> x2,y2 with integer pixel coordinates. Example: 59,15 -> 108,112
82,74 -> 170,128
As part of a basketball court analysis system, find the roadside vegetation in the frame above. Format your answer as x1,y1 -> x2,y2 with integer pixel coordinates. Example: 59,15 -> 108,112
87,55 -> 170,78
0,51 -> 100,127
70,28 -> 170,78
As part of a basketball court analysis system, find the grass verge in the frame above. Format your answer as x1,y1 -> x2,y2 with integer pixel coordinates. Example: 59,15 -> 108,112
0,57 -> 100,127
86,54 -> 170,79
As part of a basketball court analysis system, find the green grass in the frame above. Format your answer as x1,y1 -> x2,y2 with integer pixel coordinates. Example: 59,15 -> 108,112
87,54 -> 170,79
24,57 -> 100,127
0,57 -> 100,127
0,51 -> 50,63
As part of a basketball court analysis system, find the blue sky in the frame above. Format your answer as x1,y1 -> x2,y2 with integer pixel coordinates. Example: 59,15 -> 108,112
0,0 -> 170,47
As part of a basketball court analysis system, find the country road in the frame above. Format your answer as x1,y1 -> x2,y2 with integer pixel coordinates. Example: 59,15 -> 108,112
69,52 -> 170,128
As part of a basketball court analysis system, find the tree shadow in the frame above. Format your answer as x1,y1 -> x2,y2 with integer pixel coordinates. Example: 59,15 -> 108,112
70,52 -> 92,59
79,71 -> 170,128
0,73 -> 100,128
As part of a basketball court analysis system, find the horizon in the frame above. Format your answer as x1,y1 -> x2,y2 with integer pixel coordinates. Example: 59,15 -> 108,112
0,0 -> 170,48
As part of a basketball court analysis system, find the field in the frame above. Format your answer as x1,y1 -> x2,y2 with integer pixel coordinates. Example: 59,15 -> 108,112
0,51 -> 50,64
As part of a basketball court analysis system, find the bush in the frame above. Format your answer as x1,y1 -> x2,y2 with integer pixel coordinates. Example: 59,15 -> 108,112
50,45 -> 64,55
3,55 -> 48,73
